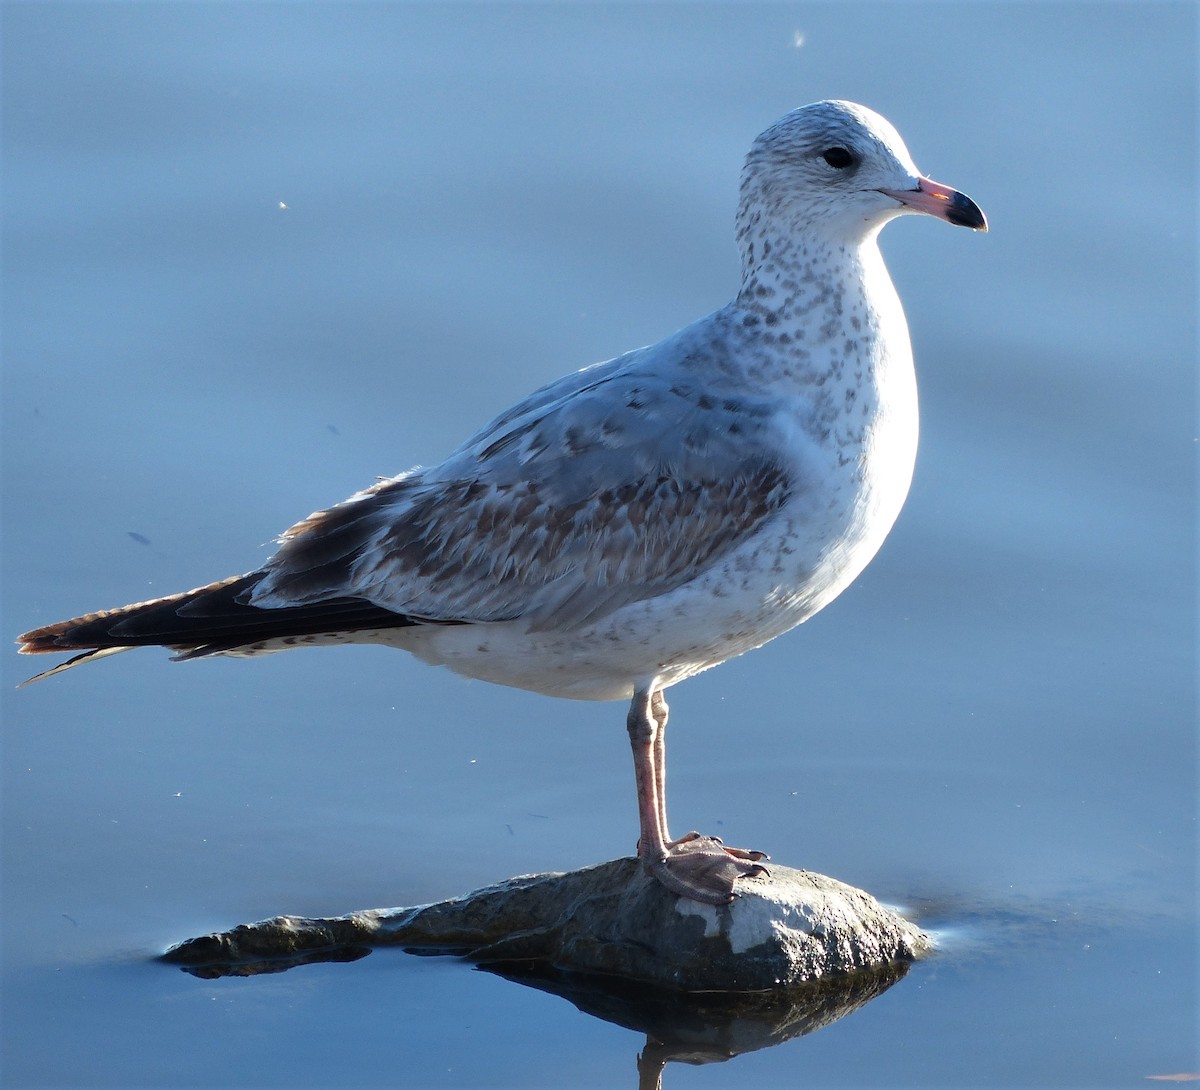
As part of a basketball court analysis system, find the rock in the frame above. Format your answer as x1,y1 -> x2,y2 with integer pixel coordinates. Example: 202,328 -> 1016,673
164,857 -> 929,990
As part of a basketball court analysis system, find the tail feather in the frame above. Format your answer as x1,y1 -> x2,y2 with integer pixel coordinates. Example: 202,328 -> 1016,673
17,647 -> 134,687
17,571 -> 425,682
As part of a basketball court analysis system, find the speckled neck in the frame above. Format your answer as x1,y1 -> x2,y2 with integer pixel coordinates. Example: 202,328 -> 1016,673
734,170 -> 882,300
731,197 -> 885,381
725,178 -> 914,462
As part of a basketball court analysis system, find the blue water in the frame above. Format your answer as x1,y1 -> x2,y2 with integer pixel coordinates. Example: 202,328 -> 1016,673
3,4 -> 1196,1087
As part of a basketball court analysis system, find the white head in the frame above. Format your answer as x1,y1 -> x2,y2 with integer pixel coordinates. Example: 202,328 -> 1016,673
738,100 -> 986,247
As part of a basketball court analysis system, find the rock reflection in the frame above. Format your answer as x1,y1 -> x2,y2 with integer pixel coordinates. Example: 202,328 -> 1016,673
172,946 -> 908,1086
178,944 -> 372,980
484,960 -> 912,1089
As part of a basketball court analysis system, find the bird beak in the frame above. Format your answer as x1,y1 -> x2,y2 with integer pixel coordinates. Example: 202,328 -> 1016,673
878,175 -> 988,231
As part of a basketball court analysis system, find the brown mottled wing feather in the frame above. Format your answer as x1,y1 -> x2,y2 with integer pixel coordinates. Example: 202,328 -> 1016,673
255,463 -> 789,632
249,353 -> 794,631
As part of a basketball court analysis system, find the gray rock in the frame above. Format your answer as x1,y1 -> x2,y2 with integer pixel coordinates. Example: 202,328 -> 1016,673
164,857 -> 929,990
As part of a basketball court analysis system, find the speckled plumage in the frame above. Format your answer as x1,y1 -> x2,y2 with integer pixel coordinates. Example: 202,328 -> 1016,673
19,101 -> 985,903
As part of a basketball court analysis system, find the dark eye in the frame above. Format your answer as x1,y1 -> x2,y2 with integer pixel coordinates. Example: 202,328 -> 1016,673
822,146 -> 855,169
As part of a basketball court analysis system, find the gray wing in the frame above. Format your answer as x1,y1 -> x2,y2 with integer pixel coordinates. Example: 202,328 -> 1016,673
249,321 -> 793,630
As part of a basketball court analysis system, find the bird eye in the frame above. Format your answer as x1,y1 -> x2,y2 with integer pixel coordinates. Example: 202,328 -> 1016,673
822,146 -> 855,169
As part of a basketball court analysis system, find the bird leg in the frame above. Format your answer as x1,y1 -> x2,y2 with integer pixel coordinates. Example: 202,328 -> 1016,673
649,690 -> 672,843
627,687 -> 769,905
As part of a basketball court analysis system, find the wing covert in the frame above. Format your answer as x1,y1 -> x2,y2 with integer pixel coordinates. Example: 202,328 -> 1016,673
250,323 -> 795,629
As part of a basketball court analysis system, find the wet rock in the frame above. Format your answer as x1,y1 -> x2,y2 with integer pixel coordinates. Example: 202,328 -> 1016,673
164,857 -> 929,989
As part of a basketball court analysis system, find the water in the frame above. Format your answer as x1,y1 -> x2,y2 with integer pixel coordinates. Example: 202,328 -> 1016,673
2,3 -> 1195,1087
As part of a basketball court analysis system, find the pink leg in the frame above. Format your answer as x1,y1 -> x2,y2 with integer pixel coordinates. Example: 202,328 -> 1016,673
627,687 -> 670,862
626,687 -> 769,905
650,690 -> 671,844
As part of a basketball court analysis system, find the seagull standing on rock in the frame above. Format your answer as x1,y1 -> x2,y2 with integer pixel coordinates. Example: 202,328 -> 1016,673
18,101 -> 986,906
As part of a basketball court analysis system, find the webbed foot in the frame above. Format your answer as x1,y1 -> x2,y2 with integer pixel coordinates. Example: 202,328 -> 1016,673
667,830 -> 769,862
644,834 -> 770,905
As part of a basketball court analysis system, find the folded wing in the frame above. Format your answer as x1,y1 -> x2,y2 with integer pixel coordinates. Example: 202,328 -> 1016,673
252,345 -> 793,631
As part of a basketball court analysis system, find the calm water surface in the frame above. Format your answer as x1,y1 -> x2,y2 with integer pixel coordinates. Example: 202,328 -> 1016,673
3,4 -> 1196,1088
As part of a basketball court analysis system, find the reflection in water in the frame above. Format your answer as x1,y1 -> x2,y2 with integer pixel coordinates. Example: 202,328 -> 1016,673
483,961 -> 911,1089
177,944 -> 372,980
169,942 -> 909,1087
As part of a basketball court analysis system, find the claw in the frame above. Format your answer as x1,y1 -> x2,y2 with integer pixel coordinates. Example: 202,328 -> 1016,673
719,845 -> 770,862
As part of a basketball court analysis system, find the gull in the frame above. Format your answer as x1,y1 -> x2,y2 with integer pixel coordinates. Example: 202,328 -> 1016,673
17,101 -> 986,905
